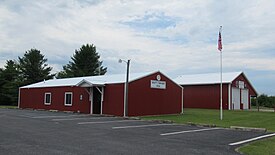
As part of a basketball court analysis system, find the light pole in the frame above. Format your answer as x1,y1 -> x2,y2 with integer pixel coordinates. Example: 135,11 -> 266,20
119,59 -> 130,117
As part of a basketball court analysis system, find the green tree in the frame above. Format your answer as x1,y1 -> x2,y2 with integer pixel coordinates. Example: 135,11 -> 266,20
18,49 -> 54,85
0,68 -> 5,105
57,44 -> 107,78
270,96 -> 275,108
0,60 -> 20,105
256,94 -> 275,108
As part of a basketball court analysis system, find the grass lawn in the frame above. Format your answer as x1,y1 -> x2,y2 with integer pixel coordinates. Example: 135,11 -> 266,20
141,108 -> 275,132
251,106 -> 274,110
0,105 -> 18,109
238,136 -> 275,155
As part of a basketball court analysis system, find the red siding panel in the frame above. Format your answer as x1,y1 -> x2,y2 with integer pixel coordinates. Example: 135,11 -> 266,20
183,84 -> 228,109
19,86 -> 90,113
102,84 -> 124,116
128,72 -> 182,116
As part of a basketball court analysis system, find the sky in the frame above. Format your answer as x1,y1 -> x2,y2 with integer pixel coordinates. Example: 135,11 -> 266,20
0,0 -> 275,95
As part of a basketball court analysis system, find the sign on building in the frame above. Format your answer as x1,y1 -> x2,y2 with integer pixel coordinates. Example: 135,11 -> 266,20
151,80 -> 166,89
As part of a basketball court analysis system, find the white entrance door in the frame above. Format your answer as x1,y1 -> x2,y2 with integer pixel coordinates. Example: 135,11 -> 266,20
232,87 -> 240,110
241,89 -> 249,110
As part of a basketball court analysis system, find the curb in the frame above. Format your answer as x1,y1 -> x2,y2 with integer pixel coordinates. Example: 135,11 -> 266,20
125,117 -> 141,120
0,107 -> 18,109
131,117 -> 173,123
149,119 -> 174,124
230,126 -> 267,132
49,109 -> 58,112
187,122 -> 216,128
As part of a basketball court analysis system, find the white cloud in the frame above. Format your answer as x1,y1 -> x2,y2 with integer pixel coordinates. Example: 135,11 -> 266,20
1,0 -> 275,94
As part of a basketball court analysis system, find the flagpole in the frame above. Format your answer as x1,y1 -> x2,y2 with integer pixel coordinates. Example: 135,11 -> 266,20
220,46 -> 223,120
219,26 -> 223,120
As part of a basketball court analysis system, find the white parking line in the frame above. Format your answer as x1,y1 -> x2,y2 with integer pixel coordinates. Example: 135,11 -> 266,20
160,128 -> 221,136
18,115 -> 33,118
31,114 -> 88,119
112,123 -> 175,129
229,133 -> 275,146
78,120 -> 142,125
52,117 -> 101,121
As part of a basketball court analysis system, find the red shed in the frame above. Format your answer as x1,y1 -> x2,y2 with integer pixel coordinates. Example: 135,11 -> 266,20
19,71 -> 183,116
173,72 -> 257,110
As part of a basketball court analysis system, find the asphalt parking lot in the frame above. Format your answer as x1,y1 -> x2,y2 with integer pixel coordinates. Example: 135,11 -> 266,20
0,109 -> 272,155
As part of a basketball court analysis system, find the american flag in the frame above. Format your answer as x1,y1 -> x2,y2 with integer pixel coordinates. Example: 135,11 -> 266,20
218,26 -> 222,51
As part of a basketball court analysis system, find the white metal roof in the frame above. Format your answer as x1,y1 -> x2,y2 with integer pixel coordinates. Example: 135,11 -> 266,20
173,71 -> 243,85
21,71 -> 158,89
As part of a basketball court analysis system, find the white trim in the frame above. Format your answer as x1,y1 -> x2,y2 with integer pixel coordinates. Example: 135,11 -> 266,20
127,71 -> 183,89
18,88 -> 21,108
76,79 -> 92,87
101,87 -> 104,115
229,133 -> 275,146
228,84 -> 231,110
250,95 -> 252,109
96,87 -> 103,94
44,92 -> 51,105
157,71 -> 183,89
160,128 -> 221,136
127,71 -> 159,84
123,82 -> 126,117
64,92 -> 73,106
248,89 -> 250,109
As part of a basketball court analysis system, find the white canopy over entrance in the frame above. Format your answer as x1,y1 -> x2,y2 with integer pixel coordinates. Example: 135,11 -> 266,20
77,80 -> 104,114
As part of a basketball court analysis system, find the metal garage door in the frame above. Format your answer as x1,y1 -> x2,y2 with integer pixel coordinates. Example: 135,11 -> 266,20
232,87 -> 240,110
241,89 -> 249,110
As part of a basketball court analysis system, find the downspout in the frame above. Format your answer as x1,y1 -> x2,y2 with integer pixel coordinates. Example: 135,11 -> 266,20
181,87 -> 184,114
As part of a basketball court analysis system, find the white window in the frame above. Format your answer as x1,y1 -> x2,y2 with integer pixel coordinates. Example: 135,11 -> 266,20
44,93 -> 51,105
64,92 -> 73,106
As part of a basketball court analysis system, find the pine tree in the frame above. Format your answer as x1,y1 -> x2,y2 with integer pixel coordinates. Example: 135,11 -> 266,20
57,44 -> 107,78
0,60 -> 20,105
18,49 -> 54,85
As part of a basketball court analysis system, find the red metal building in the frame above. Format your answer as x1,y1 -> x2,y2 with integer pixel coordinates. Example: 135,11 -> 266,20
173,72 -> 257,110
19,71 -> 183,116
